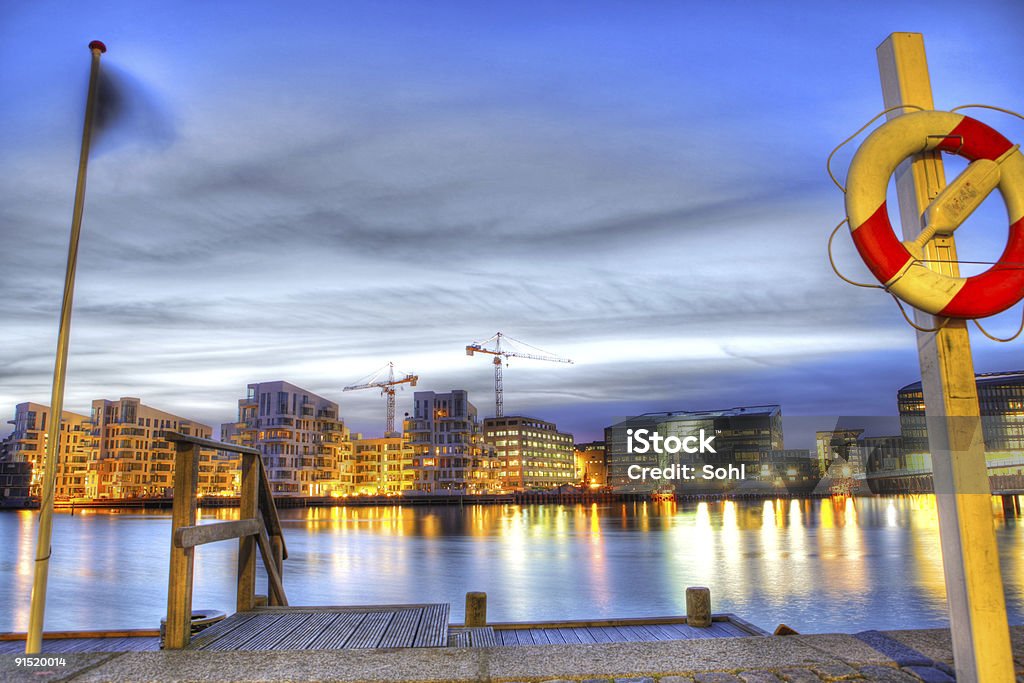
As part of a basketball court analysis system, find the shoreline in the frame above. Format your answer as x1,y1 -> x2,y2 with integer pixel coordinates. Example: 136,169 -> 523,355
1,489 -> 849,512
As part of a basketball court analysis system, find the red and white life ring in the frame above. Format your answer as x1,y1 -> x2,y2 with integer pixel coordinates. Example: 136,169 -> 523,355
845,110 -> 1024,318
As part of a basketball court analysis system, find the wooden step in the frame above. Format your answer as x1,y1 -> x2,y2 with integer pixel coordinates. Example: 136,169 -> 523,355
447,626 -> 497,648
184,604 -> 449,651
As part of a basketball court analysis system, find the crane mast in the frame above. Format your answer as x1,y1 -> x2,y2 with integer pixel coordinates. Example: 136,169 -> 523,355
465,332 -> 572,418
343,362 -> 418,436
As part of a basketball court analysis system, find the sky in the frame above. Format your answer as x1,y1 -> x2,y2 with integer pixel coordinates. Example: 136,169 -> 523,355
2,1 -> 1024,443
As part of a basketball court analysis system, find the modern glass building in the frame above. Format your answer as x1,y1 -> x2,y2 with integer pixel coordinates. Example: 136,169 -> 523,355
897,371 -> 1024,454
604,405 -> 783,492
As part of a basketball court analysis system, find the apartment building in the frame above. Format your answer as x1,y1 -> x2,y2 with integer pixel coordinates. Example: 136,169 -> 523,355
406,390 -> 496,493
6,402 -> 92,498
575,441 -> 607,487
483,416 -> 575,491
351,433 -> 415,495
222,381 -> 354,496
86,397 -> 220,499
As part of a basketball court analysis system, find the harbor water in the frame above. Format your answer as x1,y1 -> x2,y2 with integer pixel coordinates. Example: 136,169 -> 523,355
3,495 -> 1024,634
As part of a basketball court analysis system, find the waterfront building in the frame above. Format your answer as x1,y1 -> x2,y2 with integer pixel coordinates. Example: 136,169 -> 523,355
86,397 -> 220,499
406,390 -> 496,493
898,371 -> 1024,455
0,433 -> 32,506
6,402 -> 92,498
604,405 -> 783,492
575,441 -> 607,488
866,372 -> 1024,493
351,433 -> 415,495
860,435 -> 905,472
222,381 -> 354,496
757,449 -> 819,492
483,416 -> 575,491
815,429 -> 866,477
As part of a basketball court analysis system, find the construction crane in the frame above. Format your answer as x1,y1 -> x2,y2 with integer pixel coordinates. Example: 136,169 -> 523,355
343,362 -> 418,436
466,332 -> 572,418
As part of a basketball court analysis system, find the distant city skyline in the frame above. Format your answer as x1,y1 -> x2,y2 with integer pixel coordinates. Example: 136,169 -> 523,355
2,2 -> 1024,443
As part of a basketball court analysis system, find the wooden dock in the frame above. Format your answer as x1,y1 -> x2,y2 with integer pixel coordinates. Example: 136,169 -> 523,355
9,434 -> 767,657
0,610 -> 766,654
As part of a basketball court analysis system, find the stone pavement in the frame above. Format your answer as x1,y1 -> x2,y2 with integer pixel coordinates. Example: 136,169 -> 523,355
4,626 -> 1024,682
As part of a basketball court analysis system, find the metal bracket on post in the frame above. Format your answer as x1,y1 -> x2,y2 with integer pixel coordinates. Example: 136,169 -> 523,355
877,32 -> 1013,682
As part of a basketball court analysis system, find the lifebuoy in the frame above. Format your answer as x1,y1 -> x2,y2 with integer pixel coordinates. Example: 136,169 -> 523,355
845,110 -> 1024,318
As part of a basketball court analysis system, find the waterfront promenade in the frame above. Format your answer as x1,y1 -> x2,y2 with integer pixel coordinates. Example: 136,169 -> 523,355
1,625 -> 1006,681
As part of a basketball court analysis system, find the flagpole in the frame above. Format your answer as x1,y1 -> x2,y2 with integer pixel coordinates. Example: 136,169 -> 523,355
26,39 -> 107,655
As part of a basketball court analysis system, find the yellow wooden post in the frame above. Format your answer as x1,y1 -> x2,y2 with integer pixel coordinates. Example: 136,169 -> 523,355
465,592 -> 487,627
877,32 -> 1013,681
237,452 -> 258,612
165,443 -> 200,649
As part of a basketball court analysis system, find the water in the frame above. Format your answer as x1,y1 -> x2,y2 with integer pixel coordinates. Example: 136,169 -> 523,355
3,496 -> 1024,635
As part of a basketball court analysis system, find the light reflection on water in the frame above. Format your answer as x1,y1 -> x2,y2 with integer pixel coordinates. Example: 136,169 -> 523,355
2,495 -> 1023,634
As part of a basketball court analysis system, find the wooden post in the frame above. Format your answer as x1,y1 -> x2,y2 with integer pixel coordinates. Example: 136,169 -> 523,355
685,586 -> 711,627
465,592 -> 487,627
237,452 -> 258,612
272,535 -> 285,579
165,443 -> 200,649
877,32 -> 1013,681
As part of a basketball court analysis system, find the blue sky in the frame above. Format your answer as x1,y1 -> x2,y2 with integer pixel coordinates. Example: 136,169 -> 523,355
2,1 -> 1024,442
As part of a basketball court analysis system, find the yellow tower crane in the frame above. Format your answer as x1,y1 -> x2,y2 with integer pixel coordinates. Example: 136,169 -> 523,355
343,362 -> 418,437
465,332 -> 572,418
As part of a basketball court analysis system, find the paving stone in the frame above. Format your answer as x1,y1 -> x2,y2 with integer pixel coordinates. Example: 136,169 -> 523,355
900,666 -> 954,683
613,678 -> 655,683
777,669 -> 826,683
810,662 -> 862,680
856,666 -> 919,682
694,674 -> 743,683
738,672 -> 783,683
658,677 -> 695,683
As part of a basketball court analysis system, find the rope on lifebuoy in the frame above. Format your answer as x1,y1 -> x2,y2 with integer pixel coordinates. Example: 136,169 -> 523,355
829,106 -> 1024,326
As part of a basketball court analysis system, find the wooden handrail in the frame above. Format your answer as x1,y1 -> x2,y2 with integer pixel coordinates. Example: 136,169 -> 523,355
165,431 -> 261,456
164,432 -> 288,649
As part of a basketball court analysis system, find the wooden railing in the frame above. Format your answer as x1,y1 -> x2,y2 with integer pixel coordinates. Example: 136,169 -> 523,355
163,432 -> 288,649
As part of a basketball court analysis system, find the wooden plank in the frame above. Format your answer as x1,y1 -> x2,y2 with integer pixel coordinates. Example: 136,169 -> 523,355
640,624 -> 679,641
513,629 -> 534,646
237,452 -> 258,613
187,613 -> 257,650
256,518 -> 288,606
565,626 -> 589,643
258,457 -> 286,556
0,628 -> 160,640
251,603 -> 441,613
165,442 -> 200,649
378,608 -> 422,649
271,612 -> 339,650
165,431 -> 260,456
536,628 -> 564,644
347,611 -> 394,649
201,614 -> 282,651
175,519 -> 260,548
468,627 -> 497,648
584,626 -> 614,643
237,614 -> 311,651
447,631 -> 471,648
308,613 -> 366,650
412,603 -> 449,648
